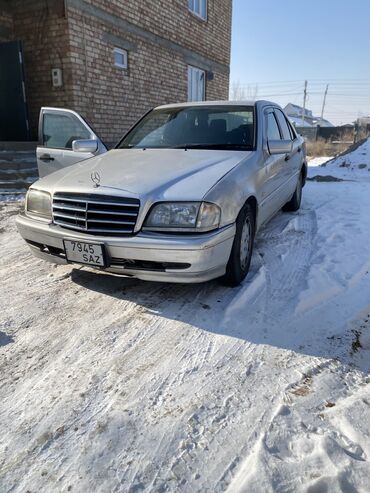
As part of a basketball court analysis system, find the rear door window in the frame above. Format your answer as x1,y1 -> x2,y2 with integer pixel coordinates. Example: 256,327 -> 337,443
274,109 -> 292,140
286,119 -> 297,140
266,111 -> 281,140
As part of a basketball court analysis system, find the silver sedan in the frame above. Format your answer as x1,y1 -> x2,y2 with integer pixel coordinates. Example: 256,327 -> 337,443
16,101 -> 306,285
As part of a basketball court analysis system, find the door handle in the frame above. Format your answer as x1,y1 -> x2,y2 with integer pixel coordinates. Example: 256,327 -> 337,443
284,154 -> 290,161
39,154 -> 55,162
297,147 -> 302,153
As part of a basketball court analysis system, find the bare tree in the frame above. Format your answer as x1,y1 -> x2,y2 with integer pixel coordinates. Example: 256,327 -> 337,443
229,81 -> 258,101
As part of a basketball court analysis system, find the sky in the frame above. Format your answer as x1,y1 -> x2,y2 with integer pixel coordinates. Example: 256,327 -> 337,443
229,0 -> 370,124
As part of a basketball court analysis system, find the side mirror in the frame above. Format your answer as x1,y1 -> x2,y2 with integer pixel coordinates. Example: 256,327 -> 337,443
268,139 -> 292,155
72,139 -> 98,153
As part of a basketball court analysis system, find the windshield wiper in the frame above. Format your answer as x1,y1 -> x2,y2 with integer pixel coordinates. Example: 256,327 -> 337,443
172,143 -> 252,150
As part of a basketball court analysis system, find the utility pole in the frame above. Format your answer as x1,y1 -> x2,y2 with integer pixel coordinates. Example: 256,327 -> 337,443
320,84 -> 329,123
301,80 -> 308,126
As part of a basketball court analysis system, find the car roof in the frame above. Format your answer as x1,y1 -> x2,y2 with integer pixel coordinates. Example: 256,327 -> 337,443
155,100 -> 276,110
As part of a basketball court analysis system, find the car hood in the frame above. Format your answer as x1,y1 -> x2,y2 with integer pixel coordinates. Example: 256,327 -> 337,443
34,148 -> 252,201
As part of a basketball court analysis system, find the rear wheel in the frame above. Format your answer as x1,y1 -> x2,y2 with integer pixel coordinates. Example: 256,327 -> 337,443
222,203 -> 255,287
283,172 -> 302,212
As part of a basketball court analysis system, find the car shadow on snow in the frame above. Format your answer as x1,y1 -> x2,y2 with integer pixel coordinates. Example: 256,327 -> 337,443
0,331 -> 15,347
70,209 -> 369,374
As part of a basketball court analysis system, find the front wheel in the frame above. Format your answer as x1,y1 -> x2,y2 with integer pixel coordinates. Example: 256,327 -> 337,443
222,203 -> 255,287
283,172 -> 302,212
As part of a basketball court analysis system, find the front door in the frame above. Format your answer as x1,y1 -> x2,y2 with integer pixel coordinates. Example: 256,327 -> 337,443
37,108 -> 107,177
0,40 -> 29,141
260,109 -> 287,221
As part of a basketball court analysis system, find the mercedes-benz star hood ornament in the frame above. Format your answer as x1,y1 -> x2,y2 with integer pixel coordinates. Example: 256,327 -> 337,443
91,171 -> 101,188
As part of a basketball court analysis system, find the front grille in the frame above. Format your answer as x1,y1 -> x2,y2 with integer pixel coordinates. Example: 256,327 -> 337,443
52,192 -> 140,236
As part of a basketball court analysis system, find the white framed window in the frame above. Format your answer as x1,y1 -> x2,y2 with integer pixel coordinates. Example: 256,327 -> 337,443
188,0 -> 207,20
113,47 -> 128,69
188,65 -> 205,102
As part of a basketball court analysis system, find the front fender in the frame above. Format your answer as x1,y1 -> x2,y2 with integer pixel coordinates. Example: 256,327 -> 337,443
203,154 -> 263,229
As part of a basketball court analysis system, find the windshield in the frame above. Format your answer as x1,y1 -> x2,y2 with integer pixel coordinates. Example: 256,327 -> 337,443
118,105 -> 255,150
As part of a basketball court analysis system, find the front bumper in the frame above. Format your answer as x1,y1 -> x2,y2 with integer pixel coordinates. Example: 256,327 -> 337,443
16,214 -> 235,283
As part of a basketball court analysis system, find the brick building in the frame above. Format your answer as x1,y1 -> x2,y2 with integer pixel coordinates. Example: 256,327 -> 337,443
0,0 -> 232,145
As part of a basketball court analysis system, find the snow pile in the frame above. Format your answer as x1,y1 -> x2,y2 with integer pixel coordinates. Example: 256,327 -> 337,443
309,138 -> 370,181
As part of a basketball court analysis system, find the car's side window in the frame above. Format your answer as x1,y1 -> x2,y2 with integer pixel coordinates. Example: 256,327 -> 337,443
286,118 -> 297,140
43,112 -> 91,149
274,109 -> 292,141
266,111 -> 281,141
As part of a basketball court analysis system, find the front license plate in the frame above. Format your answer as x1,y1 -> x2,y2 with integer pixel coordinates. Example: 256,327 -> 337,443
63,240 -> 105,267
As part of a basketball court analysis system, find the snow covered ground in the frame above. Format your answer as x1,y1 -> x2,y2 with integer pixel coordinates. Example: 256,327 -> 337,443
1,140 -> 370,492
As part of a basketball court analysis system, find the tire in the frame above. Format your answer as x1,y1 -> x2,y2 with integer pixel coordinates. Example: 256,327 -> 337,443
222,203 -> 255,287
283,171 -> 303,212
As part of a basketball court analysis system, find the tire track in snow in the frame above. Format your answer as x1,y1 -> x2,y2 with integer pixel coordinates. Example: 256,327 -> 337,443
2,178 -> 370,493
0,210 -> 329,493
257,208 -> 318,323
110,209 -> 324,489
222,332 -> 370,493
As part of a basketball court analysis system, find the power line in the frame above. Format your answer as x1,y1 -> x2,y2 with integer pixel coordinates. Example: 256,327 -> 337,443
230,78 -> 370,124
234,78 -> 370,86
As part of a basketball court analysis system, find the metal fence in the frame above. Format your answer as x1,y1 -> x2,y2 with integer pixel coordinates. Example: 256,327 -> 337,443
294,126 -> 356,142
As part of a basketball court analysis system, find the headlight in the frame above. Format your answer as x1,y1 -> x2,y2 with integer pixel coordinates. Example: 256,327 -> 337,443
143,202 -> 221,232
26,189 -> 52,220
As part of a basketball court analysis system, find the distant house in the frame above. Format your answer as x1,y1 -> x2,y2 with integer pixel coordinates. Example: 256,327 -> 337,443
284,103 -> 313,120
284,103 -> 333,128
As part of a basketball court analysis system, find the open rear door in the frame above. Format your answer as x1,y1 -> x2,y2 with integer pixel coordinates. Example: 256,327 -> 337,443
37,108 -> 107,177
